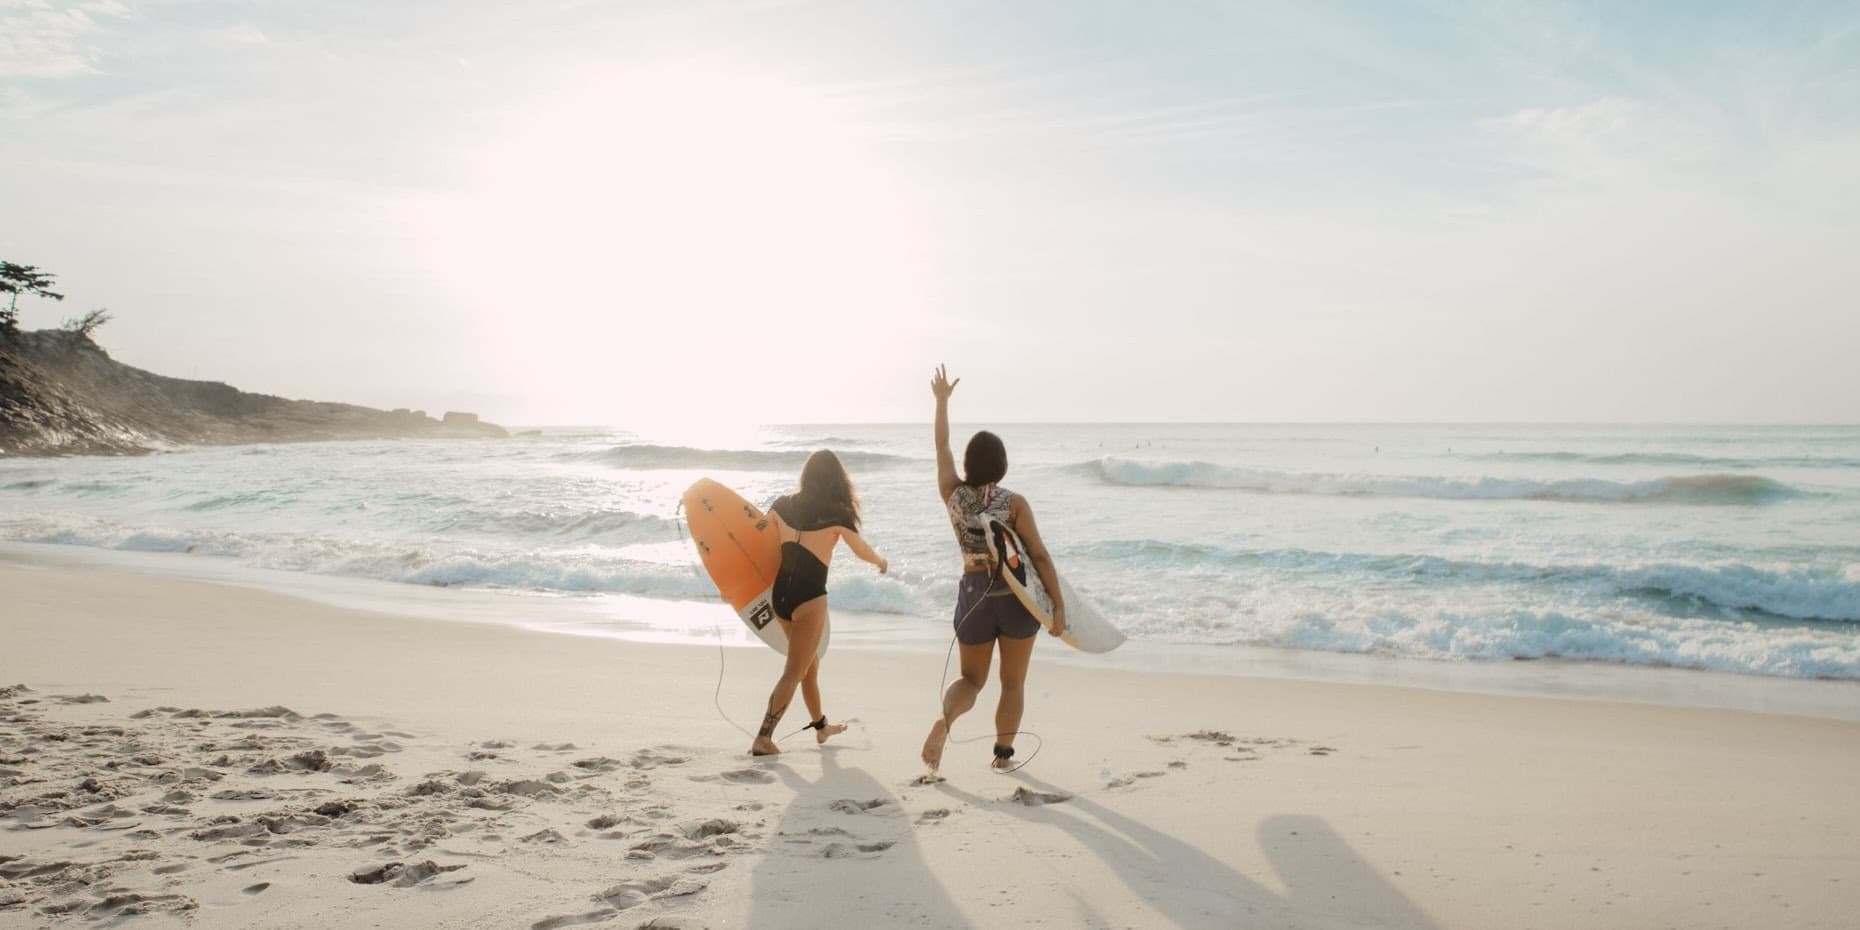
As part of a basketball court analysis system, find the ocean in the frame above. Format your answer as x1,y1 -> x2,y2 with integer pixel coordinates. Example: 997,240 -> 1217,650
3,424 -> 1858,683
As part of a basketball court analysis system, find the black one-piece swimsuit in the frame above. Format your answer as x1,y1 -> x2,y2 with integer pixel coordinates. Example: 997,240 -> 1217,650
768,495 -> 853,621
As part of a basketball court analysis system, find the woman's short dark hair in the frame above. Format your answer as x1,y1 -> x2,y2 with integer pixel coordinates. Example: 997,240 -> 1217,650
962,431 -> 1007,487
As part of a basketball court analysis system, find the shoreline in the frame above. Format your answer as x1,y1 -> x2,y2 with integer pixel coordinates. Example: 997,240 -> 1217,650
4,553 -> 1858,928
6,540 -> 1858,724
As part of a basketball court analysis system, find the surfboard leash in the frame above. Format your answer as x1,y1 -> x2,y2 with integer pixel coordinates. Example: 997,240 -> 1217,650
935,571 -> 1044,775
687,497 -> 1039,763
685,501 -> 846,746
674,500 -> 758,741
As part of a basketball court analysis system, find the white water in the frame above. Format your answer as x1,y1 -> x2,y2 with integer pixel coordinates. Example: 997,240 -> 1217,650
3,423 -> 1858,682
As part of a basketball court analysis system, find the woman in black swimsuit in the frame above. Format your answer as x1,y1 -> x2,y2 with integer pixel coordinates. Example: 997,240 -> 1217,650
751,450 -> 888,756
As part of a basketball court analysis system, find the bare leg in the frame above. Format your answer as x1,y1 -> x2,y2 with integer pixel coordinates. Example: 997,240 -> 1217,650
992,633 -> 1036,769
751,599 -> 828,756
800,659 -> 848,744
921,640 -> 993,770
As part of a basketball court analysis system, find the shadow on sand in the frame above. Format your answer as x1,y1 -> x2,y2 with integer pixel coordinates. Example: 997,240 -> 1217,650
745,748 -> 967,930
934,773 -> 1439,930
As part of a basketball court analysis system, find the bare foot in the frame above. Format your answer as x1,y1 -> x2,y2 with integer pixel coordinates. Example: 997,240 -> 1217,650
750,737 -> 780,756
991,753 -> 1014,771
815,720 -> 848,745
920,718 -> 949,770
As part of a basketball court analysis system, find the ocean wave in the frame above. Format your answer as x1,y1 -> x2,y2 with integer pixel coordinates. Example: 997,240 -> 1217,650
0,515 -> 928,614
1470,450 -> 1860,469
425,507 -> 677,543
1072,541 -> 1860,623
1262,608 -> 1860,679
1085,458 -> 1807,504
767,435 -> 880,448
565,444 -> 915,472
1084,579 -> 1860,679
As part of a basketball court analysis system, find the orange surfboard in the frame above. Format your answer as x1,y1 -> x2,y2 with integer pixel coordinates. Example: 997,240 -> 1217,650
682,478 -> 828,656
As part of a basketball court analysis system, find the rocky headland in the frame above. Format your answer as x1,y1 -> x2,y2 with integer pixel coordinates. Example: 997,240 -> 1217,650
0,329 -> 507,456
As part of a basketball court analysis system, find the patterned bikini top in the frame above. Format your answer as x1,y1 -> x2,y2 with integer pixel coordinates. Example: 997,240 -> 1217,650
947,483 -> 1016,564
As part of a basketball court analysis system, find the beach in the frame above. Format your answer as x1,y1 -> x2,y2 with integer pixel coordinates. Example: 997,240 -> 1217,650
5,547 -> 1856,929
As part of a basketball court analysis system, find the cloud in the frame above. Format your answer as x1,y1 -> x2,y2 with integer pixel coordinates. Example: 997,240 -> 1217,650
0,0 -> 133,79
207,23 -> 268,47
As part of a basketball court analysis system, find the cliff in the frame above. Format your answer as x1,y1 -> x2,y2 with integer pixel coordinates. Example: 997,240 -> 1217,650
0,329 -> 506,456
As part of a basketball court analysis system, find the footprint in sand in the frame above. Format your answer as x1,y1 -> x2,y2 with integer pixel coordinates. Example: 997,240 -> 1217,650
1105,769 -> 1170,788
1007,787 -> 1071,807
821,841 -> 895,859
690,768 -> 774,785
598,874 -> 708,909
40,890 -> 198,918
827,798 -> 892,814
585,814 -> 632,830
347,860 -> 470,887
629,748 -> 692,770
531,905 -> 711,930
679,819 -> 744,840
531,909 -> 620,930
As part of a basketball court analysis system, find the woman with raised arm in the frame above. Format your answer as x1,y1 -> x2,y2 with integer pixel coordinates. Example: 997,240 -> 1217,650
921,365 -> 1067,772
751,450 -> 888,756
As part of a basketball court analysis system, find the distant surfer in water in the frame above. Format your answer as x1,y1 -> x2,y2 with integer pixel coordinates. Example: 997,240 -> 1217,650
752,450 -> 889,756
922,365 -> 1067,772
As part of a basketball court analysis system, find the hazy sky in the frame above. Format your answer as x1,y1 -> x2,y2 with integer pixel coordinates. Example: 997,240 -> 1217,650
4,1 -> 1857,426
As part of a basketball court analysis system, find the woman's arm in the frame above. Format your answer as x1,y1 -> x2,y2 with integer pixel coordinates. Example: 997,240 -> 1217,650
839,530 -> 888,574
1010,496 -> 1067,637
932,365 -> 960,501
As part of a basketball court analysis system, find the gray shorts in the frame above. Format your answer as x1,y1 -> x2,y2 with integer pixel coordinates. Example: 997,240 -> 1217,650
953,572 -> 1041,645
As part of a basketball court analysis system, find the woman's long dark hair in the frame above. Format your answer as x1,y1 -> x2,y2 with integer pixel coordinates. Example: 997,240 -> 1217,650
797,449 -> 861,531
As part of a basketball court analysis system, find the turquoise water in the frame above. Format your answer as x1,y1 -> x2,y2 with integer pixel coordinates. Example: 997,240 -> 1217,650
3,424 -> 1857,679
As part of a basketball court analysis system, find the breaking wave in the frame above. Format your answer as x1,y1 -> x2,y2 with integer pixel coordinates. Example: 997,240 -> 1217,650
1086,458 -> 1808,504
1470,451 -> 1860,469
565,444 -> 914,472
1073,541 -> 1860,623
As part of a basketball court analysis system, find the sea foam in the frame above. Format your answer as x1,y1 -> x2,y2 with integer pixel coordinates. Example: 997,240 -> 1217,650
1088,458 -> 1807,504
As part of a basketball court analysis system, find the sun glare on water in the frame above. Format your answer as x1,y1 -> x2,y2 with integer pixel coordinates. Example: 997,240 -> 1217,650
413,59 -> 932,429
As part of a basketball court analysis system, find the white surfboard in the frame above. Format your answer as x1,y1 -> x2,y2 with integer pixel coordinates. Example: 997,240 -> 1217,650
983,517 -> 1126,653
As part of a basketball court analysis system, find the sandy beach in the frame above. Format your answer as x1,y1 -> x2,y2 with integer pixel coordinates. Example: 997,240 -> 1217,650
3,550 -> 1858,929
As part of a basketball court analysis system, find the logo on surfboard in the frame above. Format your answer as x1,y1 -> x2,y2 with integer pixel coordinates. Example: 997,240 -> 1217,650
746,599 -> 774,630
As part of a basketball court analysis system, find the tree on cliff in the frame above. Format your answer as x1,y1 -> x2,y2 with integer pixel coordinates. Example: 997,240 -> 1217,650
1,262 -> 65,337
62,308 -> 114,339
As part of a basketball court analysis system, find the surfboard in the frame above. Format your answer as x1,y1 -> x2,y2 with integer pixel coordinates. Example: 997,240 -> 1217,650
682,478 -> 829,657
982,517 -> 1126,653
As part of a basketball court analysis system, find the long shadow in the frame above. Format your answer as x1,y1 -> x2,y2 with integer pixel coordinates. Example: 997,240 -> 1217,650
745,748 -> 968,930
936,774 -> 1438,930
1262,813 -> 1438,930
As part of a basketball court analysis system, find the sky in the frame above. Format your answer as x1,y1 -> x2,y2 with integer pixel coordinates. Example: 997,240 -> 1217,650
3,0 -> 1857,427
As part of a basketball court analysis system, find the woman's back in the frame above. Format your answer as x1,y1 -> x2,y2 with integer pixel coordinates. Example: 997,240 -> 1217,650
771,493 -> 855,564
946,483 -> 1016,569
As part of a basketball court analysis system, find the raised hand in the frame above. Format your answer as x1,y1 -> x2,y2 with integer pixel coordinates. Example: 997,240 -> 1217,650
931,364 -> 960,400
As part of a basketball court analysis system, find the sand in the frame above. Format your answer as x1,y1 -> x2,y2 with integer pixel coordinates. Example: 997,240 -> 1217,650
2,553 -> 1858,929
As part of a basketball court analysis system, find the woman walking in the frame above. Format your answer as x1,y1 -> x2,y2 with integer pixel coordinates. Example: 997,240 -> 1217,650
921,366 -> 1066,771
751,450 -> 888,756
